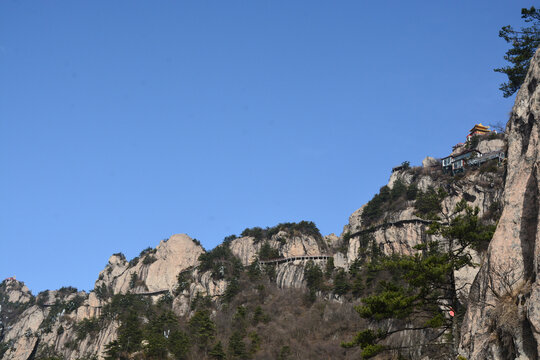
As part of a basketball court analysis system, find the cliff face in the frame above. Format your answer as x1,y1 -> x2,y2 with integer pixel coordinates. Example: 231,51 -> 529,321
94,234 -> 204,296
460,48 -> 540,360
343,162 -> 504,301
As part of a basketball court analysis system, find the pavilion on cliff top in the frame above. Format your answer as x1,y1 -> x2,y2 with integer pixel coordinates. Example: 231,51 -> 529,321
466,123 -> 491,141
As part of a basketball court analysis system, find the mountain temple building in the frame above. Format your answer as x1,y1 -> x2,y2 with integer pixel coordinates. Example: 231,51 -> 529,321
466,123 -> 492,141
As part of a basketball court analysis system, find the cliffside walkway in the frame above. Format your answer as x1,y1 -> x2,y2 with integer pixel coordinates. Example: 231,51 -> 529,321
348,218 -> 448,238
132,289 -> 170,296
259,255 -> 331,265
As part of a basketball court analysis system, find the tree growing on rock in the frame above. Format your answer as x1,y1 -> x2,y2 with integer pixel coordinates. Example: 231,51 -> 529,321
343,201 -> 495,358
495,6 -> 540,97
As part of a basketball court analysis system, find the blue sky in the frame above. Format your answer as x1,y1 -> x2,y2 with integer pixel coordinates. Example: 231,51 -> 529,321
0,1 -> 529,293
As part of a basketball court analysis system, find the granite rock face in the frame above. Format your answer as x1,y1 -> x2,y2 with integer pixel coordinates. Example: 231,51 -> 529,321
460,48 -> 540,359
342,159 -> 504,304
477,138 -> 506,154
229,232 -> 327,267
94,233 -> 204,297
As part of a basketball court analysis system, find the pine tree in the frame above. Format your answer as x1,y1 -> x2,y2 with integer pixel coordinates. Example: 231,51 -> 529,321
495,7 -> 540,97
168,330 -> 191,359
333,268 -> 351,296
209,341 -> 226,359
228,331 -> 249,359
189,310 -> 216,351
343,201 -> 495,358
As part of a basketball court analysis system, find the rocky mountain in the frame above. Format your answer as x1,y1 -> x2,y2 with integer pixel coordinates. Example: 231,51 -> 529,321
3,51 -> 534,360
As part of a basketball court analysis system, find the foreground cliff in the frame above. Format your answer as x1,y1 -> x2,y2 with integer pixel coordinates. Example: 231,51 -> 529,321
460,48 -> 540,359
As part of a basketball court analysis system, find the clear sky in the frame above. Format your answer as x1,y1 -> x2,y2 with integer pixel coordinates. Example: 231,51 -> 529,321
0,1 -> 529,293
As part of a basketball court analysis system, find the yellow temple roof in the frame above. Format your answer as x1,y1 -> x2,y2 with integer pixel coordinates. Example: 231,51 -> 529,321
469,123 -> 490,133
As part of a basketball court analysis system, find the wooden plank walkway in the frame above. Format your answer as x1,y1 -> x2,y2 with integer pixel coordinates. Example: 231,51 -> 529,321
259,255 -> 331,265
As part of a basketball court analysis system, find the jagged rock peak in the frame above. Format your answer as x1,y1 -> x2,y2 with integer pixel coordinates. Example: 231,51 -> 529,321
1,279 -> 32,304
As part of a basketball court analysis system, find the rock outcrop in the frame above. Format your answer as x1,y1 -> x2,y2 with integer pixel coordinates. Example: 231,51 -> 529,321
94,233 -> 204,297
460,48 -> 540,359
229,232 -> 326,267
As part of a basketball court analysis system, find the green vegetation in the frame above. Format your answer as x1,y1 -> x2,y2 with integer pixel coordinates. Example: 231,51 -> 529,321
190,292 -> 212,311
198,244 -> 243,281
466,135 -> 480,149
223,234 -> 238,244
112,252 -> 126,260
176,270 -> 192,294
0,342 -> 10,358
333,269 -> 350,296
140,247 -> 156,257
209,341 -> 226,359
36,290 -> 50,308
143,254 -> 157,265
128,257 -> 140,267
343,201 -> 496,358
361,180 -> 419,227
340,231 -> 352,253
304,261 -> 325,302
76,318 -> 101,340
258,242 -> 280,261
39,293 -> 86,334
222,278 -> 241,304
325,257 -> 335,276
95,283 -> 112,301
414,187 -> 447,220
99,294 -> 192,359
278,345 -> 291,360
189,309 -> 216,351
241,221 -> 322,243
495,6 -> 540,97
479,159 -> 502,174
227,330 -> 248,359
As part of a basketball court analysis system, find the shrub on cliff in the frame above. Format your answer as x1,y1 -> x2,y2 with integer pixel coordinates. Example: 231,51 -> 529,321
76,317 -> 101,340
361,181 -> 413,227
198,244 -> 242,281
414,187 -> 446,220
258,242 -> 280,261
241,221 -> 322,243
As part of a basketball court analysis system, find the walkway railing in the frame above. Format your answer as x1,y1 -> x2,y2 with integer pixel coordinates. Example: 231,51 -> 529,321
259,255 -> 331,265
132,289 -> 169,296
348,218 -> 447,239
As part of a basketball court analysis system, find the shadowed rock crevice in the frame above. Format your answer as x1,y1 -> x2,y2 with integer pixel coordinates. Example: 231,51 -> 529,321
520,171 -> 538,282
528,77 -> 538,94
515,114 -> 536,155
521,316 -> 539,360
26,338 -> 39,360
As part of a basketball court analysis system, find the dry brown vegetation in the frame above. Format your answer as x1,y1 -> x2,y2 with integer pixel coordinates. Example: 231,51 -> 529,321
208,274 -> 366,360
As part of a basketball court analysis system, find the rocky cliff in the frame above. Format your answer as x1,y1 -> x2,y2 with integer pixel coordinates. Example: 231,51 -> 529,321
460,48 -> 540,360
